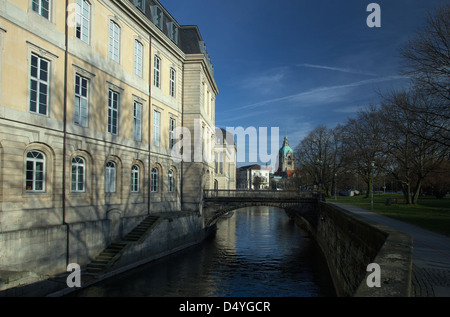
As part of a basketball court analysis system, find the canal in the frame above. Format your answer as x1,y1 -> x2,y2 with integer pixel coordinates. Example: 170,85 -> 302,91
70,206 -> 336,297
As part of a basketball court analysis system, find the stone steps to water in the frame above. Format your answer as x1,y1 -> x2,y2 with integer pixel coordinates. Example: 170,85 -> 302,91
85,216 -> 160,276
122,216 -> 159,242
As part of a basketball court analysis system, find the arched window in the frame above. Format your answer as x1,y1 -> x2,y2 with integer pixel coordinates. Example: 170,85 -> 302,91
26,150 -> 45,192
105,161 -> 116,193
71,156 -> 85,192
131,165 -> 140,193
168,170 -> 174,193
151,167 -> 158,193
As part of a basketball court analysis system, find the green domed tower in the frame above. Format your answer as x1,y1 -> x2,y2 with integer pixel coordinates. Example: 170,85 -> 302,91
277,136 -> 296,175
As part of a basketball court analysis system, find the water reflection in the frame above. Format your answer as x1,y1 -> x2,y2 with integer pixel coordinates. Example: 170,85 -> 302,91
70,207 -> 336,297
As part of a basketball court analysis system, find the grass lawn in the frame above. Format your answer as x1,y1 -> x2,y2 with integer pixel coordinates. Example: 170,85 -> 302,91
326,193 -> 450,237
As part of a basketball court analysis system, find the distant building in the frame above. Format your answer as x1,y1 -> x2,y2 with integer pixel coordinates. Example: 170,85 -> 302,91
237,164 -> 271,190
275,136 -> 297,178
214,128 -> 237,190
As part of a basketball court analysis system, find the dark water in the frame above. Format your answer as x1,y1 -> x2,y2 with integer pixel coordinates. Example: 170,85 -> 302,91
70,207 -> 336,297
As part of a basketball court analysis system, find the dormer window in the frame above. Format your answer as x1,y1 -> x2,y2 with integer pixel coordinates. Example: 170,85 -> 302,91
151,6 -> 163,30
133,0 -> 146,13
168,22 -> 178,44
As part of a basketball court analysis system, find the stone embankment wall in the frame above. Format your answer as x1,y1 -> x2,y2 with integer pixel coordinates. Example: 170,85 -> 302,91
0,220 -> 111,276
0,212 -> 204,278
285,202 -> 413,297
1,212 -> 206,296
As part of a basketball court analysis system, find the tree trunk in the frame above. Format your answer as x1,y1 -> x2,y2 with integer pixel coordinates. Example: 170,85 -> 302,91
412,180 -> 422,205
365,178 -> 371,199
402,183 -> 413,204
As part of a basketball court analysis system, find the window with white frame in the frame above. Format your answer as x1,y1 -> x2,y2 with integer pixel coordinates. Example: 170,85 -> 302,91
26,151 -> 45,192
108,89 -> 119,135
169,117 -> 176,150
168,170 -> 174,193
151,167 -> 158,192
134,40 -> 143,77
169,68 -> 176,97
74,74 -> 89,127
153,110 -> 160,147
109,20 -> 120,62
154,55 -> 160,88
133,101 -> 142,142
131,165 -> 140,193
76,0 -> 90,44
105,161 -> 116,193
32,0 -> 50,20
30,53 -> 50,116
71,156 -> 85,192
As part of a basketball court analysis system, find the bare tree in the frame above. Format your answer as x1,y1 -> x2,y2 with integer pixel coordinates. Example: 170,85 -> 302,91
380,91 -> 447,204
400,4 -> 450,147
341,106 -> 388,198
295,125 -> 343,196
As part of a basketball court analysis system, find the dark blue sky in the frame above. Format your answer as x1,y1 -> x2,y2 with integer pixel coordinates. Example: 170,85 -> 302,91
162,0 -> 447,167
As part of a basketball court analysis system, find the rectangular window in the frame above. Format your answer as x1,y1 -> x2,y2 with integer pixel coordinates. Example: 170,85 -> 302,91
108,90 -> 119,135
76,0 -> 90,44
169,68 -> 176,97
32,0 -> 50,20
133,102 -> 142,142
109,20 -> 120,62
153,110 -> 160,147
134,40 -> 143,77
30,53 -> 50,116
154,55 -> 160,88
169,118 -> 176,150
74,74 -> 89,127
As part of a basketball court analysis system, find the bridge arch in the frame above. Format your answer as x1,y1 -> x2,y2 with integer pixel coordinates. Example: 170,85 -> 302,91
202,189 -> 318,227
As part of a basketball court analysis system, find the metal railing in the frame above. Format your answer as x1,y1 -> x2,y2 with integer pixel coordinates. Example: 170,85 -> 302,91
203,189 -> 315,201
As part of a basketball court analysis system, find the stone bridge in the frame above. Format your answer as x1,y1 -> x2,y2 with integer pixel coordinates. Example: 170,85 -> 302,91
202,189 -> 318,227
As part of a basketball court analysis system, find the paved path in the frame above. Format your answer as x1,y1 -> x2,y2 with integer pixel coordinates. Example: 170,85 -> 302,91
328,202 -> 450,297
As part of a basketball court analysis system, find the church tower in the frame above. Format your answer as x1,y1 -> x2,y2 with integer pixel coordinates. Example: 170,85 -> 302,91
277,136 -> 296,176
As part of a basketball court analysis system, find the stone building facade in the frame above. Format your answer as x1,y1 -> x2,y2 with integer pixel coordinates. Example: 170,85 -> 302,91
0,0 -> 224,275
237,164 -> 271,190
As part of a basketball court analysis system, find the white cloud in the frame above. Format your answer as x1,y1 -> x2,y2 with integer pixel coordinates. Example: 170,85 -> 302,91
238,75 -> 407,111
299,63 -> 377,76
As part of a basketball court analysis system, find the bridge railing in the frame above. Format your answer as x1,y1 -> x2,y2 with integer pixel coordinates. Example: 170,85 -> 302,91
203,189 -> 315,200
